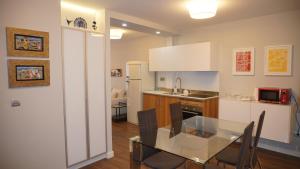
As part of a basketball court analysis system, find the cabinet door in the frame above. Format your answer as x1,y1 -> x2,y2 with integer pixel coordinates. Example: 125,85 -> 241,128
143,94 -> 157,110
172,42 -> 211,71
203,98 -> 219,118
219,99 -> 251,123
157,96 -> 166,127
164,97 -> 180,126
149,42 -> 214,71
143,94 -> 165,127
251,102 -> 292,143
86,33 -> 106,157
63,28 -> 87,165
149,47 -> 170,71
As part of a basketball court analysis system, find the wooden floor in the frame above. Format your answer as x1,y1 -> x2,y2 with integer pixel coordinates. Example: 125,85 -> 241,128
82,122 -> 300,169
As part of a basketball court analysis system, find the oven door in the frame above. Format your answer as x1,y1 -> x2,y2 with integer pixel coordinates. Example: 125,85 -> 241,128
182,110 -> 202,120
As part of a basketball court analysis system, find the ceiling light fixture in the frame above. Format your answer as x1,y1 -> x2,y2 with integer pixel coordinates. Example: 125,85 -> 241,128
61,1 -> 96,14
122,23 -> 128,27
110,29 -> 124,39
186,0 -> 218,19
156,31 -> 161,35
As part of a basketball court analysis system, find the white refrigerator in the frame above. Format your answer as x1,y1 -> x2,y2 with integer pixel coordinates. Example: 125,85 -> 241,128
126,61 -> 155,124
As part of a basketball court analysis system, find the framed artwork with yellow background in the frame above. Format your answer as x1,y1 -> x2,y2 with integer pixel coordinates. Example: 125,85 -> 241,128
7,60 -> 50,88
6,27 -> 49,57
264,45 -> 292,76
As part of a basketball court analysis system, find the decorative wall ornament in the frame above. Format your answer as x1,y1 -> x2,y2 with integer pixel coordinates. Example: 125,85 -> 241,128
74,17 -> 87,29
111,69 -> 122,77
7,59 -> 50,88
6,27 -> 49,57
92,21 -> 97,30
66,18 -> 73,26
264,45 -> 293,76
232,47 -> 255,75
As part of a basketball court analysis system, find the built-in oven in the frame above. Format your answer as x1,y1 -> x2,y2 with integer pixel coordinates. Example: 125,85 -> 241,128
181,104 -> 202,120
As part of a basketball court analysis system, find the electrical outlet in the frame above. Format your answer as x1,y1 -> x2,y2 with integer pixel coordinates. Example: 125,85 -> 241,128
11,100 -> 21,107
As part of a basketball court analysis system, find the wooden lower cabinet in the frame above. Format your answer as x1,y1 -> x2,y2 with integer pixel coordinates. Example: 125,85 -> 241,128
143,94 -> 179,127
164,97 -> 180,126
203,98 -> 219,118
143,93 -> 218,127
143,94 -> 165,127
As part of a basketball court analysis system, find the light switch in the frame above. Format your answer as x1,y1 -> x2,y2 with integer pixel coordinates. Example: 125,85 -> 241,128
11,100 -> 21,107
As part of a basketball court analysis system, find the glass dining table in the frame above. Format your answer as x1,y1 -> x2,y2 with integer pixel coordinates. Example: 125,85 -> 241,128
131,116 -> 248,166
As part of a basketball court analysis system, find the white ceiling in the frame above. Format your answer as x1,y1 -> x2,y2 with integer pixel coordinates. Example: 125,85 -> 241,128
66,0 -> 300,31
111,27 -> 149,41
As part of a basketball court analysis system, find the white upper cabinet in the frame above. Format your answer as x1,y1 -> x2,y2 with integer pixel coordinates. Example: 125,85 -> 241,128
149,42 -> 218,71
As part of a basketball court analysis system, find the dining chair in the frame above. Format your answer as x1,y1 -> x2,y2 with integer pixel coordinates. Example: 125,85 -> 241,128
215,111 -> 266,169
169,102 -> 183,137
136,108 -> 186,169
205,121 -> 255,169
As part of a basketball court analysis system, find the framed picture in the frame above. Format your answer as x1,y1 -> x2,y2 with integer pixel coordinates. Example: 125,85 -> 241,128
8,60 -> 50,88
6,27 -> 49,57
232,48 -> 255,75
264,45 -> 293,76
111,69 -> 122,77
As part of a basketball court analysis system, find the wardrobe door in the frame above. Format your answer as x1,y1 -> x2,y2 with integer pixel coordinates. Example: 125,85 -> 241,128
63,28 -> 87,165
86,33 -> 106,157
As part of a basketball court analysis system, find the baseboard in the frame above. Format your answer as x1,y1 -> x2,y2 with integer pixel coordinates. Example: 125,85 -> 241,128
68,153 -> 107,169
106,150 -> 114,159
258,143 -> 300,158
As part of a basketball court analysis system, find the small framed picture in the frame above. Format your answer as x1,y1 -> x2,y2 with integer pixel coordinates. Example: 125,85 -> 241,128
232,48 -> 255,75
6,27 -> 49,57
264,45 -> 293,76
111,69 -> 122,77
8,60 -> 50,88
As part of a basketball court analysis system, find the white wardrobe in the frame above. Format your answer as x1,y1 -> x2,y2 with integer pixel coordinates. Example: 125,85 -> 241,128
62,28 -> 106,167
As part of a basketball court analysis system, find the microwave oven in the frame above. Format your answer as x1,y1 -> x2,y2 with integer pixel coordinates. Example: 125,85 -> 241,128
257,88 -> 291,104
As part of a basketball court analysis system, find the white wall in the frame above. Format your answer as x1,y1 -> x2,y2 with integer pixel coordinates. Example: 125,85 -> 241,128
0,0 -> 66,169
174,10 -> 300,98
111,35 -> 168,89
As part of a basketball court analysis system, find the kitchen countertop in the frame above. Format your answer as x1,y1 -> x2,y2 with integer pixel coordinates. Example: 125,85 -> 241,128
143,90 -> 219,101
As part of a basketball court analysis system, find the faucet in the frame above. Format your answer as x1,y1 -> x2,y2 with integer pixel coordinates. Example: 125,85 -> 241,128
175,77 -> 182,92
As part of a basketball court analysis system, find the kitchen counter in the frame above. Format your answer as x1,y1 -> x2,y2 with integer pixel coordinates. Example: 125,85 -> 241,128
143,90 -> 219,101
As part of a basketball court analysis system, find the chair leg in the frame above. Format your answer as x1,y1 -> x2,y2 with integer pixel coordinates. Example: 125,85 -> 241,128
256,152 -> 263,169
257,158 -> 263,169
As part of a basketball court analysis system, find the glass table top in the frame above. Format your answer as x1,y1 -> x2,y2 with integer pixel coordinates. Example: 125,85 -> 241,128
139,116 -> 248,164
